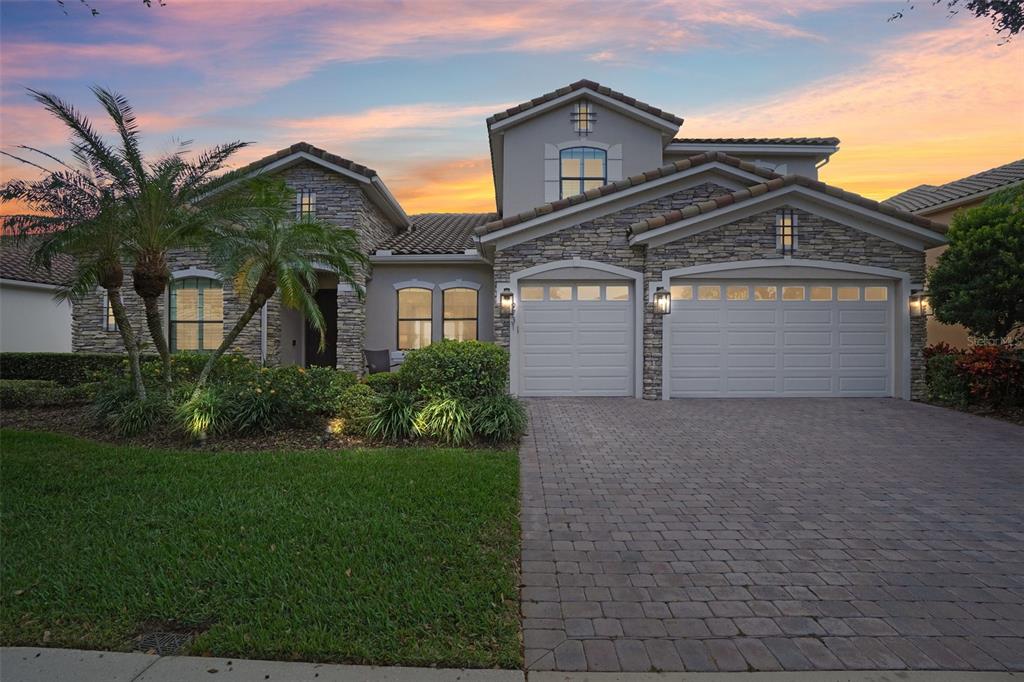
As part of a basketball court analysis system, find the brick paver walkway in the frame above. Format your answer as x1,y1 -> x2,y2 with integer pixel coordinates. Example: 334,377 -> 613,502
519,398 -> 1024,672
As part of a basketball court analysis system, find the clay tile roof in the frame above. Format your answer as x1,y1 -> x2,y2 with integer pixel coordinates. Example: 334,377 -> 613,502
475,151 -> 778,236
0,238 -> 75,286
226,141 -> 378,180
378,213 -> 496,255
487,79 -> 683,128
629,174 -> 944,238
672,137 -> 840,146
884,158 -> 1024,213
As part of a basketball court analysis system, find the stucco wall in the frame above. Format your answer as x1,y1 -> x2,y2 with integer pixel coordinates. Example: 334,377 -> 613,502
501,101 -> 666,216
664,150 -> 821,178
0,282 -> 72,352
365,263 -> 495,353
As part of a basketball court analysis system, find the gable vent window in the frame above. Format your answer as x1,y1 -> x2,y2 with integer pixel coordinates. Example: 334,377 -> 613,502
571,100 -> 595,135
296,190 -> 316,219
560,147 -> 606,198
776,209 -> 798,254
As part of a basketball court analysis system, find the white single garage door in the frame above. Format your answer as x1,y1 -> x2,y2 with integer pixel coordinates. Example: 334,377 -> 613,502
517,281 -> 634,396
667,281 -> 893,397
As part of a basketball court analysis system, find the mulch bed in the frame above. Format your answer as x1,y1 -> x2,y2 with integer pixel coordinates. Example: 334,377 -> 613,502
0,405 -> 372,451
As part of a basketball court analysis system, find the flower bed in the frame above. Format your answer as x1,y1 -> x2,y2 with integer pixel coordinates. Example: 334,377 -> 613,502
925,343 -> 1024,421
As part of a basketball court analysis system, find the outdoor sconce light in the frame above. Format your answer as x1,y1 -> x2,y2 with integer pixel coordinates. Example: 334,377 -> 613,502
499,287 -> 515,318
653,287 -> 671,315
910,291 -> 931,318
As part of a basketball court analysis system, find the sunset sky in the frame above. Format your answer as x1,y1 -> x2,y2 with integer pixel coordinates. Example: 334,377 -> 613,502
1,0 -> 1022,215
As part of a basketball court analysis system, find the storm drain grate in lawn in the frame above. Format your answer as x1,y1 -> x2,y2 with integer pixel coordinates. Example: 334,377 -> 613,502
135,631 -> 194,655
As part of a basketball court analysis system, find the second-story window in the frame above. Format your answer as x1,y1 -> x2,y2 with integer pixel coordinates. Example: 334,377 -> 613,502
571,100 -> 595,134
560,147 -> 606,198
296,190 -> 316,219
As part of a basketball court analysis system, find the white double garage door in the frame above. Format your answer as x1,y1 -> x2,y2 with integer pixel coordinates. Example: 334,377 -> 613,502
516,278 -> 896,398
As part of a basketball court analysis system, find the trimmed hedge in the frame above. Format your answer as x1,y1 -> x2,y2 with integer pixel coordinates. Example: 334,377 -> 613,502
0,352 -> 130,386
399,340 -> 509,399
0,379 -> 98,407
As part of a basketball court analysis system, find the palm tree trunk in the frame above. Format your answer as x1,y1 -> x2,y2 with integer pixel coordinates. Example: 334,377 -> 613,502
142,295 -> 172,385
194,293 -> 270,391
107,287 -> 146,400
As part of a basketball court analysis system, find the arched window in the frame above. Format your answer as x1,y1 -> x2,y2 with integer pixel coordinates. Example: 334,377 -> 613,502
169,277 -> 223,352
559,147 -> 606,198
397,287 -> 432,350
443,288 -> 478,341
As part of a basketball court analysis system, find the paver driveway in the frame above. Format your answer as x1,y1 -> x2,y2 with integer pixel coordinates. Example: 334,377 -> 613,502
519,398 -> 1024,672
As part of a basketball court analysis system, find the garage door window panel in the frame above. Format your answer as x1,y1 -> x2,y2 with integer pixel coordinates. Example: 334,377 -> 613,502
726,285 -> 749,301
577,285 -> 601,301
838,287 -> 861,301
698,285 -> 721,301
521,286 -> 544,301
783,286 -> 805,301
671,285 -> 692,301
864,286 -> 888,301
754,285 -> 777,301
548,286 -> 573,301
605,285 -> 629,301
810,286 -> 833,301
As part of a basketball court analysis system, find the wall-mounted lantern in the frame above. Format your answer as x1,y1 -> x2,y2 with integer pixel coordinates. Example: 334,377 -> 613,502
653,287 -> 671,315
910,291 -> 932,318
499,287 -> 515,318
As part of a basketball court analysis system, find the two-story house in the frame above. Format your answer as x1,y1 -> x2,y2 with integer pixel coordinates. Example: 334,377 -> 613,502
72,79 -> 947,399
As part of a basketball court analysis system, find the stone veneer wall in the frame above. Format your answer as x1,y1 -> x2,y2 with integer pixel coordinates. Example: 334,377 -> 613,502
493,199 -> 928,401
492,183 -> 730,351
72,160 -> 399,373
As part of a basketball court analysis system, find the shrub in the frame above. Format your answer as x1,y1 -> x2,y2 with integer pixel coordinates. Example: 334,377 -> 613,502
176,386 -> 227,439
337,383 -> 378,436
367,391 -> 418,442
414,397 -> 472,446
956,345 -> 1024,408
109,394 -> 172,438
470,394 -> 528,444
0,379 -> 95,408
279,366 -> 357,418
362,371 -> 401,394
224,374 -> 289,434
0,352 -> 130,386
926,352 -> 970,407
399,340 -> 509,400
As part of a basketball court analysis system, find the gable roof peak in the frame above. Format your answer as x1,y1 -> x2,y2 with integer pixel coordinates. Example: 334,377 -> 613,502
486,78 -> 683,128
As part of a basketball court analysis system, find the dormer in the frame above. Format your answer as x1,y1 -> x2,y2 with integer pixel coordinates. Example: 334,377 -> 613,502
487,80 -> 682,217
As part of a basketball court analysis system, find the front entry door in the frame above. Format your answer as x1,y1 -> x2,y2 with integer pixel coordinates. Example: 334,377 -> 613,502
304,288 -> 338,368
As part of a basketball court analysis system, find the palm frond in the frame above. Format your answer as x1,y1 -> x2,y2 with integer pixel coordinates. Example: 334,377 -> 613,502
91,86 -> 147,184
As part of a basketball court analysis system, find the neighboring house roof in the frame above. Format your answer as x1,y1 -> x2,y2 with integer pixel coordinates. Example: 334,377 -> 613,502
476,151 -> 778,236
884,158 -> 1024,214
672,137 -> 840,146
486,79 -> 683,128
0,240 -> 75,286
379,213 -> 497,255
629,174 -> 943,238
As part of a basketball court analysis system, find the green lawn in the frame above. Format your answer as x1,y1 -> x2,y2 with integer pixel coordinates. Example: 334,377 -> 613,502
0,430 -> 521,668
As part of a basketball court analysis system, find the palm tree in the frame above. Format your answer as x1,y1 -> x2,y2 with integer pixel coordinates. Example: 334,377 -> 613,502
26,87 -> 250,385
193,178 -> 367,389
1,150 -> 148,398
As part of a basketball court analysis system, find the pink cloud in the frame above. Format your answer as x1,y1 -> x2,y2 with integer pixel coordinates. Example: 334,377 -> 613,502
678,20 -> 1024,199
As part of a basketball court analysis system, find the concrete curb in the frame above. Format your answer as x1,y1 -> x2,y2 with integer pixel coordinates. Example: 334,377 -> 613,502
3,648 -> 1022,681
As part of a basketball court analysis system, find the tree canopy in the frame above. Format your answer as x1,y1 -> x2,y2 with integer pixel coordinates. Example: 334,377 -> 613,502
890,1 -> 1024,41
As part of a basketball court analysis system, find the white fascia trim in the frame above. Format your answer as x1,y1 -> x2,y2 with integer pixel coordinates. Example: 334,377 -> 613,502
439,279 -> 482,291
656,259 -> 912,401
631,185 -> 947,250
172,267 -> 223,280
489,88 -> 680,135
0,278 -> 61,291
915,179 -> 1024,217
479,163 -> 768,247
667,143 -> 838,157
393,279 -> 436,291
507,258 -> 644,399
368,175 -> 411,227
370,253 -> 489,264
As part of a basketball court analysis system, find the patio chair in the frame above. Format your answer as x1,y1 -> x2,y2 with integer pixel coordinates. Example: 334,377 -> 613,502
364,349 -> 393,374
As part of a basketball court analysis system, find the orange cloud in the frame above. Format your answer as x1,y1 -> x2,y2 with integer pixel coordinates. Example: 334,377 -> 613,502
386,157 -> 496,214
679,21 -> 1024,200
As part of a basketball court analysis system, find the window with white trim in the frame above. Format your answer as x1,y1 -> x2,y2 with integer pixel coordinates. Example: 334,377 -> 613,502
296,190 -> 316,219
560,147 -> 606,198
443,287 -> 477,341
397,287 -> 432,350
169,277 -> 223,352
776,209 -> 797,254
